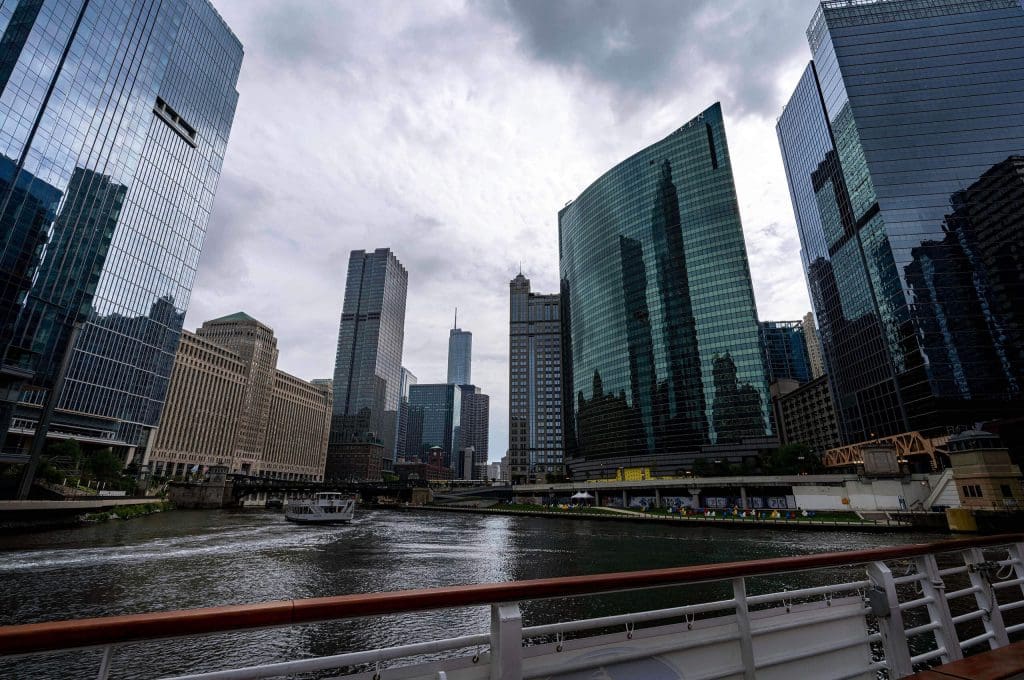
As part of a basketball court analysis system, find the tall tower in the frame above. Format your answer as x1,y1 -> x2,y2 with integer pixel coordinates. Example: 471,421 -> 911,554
447,315 -> 472,385
0,0 -> 243,460
509,273 -> 564,483
802,312 -> 825,380
329,248 -> 408,459
558,103 -> 773,480
778,0 -> 1024,444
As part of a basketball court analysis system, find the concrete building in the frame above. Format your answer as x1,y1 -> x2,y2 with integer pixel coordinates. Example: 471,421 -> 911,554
802,313 -> 825,380
771,375 -> 841,456
509,273 -> 564,483
459,385 -> 489,479
487,461 -> 503,481
947,431 -> 1024,512
148,314 -> 330,481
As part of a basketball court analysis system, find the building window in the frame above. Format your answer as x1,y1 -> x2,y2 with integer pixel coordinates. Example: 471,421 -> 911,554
962,485 -> 983,498
1001,484 -> 1013,498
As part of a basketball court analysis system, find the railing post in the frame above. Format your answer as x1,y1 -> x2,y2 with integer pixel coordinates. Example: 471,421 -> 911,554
867,560 -> 913,678
490,602 -> 522,680
915,554 -> 962,662
1008,543 -> 1024,599
963,548 -> 1010,649
732,577 -> 755,680
96,644 -> 114,680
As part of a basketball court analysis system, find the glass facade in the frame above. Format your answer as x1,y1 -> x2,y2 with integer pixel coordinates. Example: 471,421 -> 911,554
759,320 -> 812,385
446,328 -> 471,385
778,0 -> 1024,444
559,103 -> 773,478
406,383 -> 461,467
330,248 -> 408,458
508,273 -> 563,482
0,0 -> 242,451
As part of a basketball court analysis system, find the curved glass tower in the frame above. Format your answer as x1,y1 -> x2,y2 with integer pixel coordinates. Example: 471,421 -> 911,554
559,103 -> 773,479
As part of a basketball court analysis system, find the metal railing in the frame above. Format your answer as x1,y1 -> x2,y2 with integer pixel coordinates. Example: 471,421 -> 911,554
1,534 -> 1023,679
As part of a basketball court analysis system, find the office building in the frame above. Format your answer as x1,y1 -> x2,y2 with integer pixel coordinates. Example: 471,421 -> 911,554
759,321 -> 812,385
447,326 -> 472,386
509,274 -> 564,483
802,312 -> 826,380
329,249 -> 408,461
771,376 -> 841,456
395,366 -> 417,460
406,384 -> 461,467
0,0 -> 242,460
777,0 -> 1024,445
559,103 -> 774,480
148,314 -> 330,481
459,385 -> 489,478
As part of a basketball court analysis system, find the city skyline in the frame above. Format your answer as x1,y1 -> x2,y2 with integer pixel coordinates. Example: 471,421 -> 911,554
187,0 -> 829,461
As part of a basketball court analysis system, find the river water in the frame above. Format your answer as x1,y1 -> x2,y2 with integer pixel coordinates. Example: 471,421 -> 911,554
0,508 -> 935,679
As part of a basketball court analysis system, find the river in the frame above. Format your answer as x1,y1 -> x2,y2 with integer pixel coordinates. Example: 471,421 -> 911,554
0,508 -> 935,679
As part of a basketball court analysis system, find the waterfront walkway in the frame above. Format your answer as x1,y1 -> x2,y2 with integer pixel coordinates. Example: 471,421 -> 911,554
0,498 -> 156,511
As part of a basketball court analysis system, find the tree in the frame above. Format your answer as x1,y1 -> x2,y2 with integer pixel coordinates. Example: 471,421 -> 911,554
84,448 -> 124,481
767,443 -> 819,475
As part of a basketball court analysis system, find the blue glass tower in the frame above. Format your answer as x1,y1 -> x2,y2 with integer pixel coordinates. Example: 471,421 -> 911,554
559,103 -> 774,479
777,0 -> 1024,444
759,321 -> 812,385
0,0 -> 242,455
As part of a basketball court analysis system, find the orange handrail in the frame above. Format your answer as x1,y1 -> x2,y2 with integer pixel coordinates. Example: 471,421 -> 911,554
1,533 -> 1020,655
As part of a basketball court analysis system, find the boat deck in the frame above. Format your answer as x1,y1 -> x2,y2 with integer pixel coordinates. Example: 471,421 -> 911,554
907,640 -> 1024,679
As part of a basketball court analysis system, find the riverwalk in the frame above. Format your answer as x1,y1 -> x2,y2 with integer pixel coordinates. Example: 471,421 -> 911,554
417,503 -> 922,532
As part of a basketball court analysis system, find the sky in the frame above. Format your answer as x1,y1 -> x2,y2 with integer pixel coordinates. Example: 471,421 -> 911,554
187,0 -> 824,462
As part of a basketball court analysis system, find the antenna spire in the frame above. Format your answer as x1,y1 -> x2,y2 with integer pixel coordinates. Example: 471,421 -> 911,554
454,307 -> 457,329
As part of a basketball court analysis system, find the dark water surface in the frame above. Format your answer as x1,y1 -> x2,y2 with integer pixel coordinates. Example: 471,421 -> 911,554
0,508 -> 935,678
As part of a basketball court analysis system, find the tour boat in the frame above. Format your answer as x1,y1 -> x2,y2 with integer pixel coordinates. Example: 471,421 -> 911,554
284,492 -> 355,524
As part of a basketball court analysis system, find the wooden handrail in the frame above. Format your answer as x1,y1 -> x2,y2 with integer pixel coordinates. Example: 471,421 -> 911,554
1,533 -> 1020,655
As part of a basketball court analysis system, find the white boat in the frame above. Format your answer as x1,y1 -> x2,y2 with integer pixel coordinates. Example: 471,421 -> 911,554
284,492 -> 355,524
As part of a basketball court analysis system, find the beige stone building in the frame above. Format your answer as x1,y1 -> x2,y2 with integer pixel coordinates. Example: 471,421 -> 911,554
147,313 -> 330,481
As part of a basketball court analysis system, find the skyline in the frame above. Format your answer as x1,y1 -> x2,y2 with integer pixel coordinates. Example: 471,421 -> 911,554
185,0 -> 822,461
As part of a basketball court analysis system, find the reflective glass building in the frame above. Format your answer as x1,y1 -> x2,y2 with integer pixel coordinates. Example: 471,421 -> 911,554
777,0 -> 1024,445
759,320 -> 812,385
0,0 -> 242,453
330,248 -> 408,459
446,327 -> 471,385
559,103 -> 774,479
406,383 -> 461,468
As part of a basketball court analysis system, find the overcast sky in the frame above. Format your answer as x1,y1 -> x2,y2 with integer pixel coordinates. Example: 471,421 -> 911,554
187,0 -> 823,462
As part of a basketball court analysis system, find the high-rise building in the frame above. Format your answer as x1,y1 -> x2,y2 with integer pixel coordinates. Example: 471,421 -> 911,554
406,384 -> 461,467
148,314 -> 330,481
777,0 -> 1024,445
395,366 -> 417,460
509,273 -> 564,483
759,321 -> 812,385
329,249 -> 408,460
802,312 -> 826,380
0,0 -> 242,459
459,385 -> 489,477
559,103 -> 774,480
771,376 -> 841,456
447,326 -> 472,386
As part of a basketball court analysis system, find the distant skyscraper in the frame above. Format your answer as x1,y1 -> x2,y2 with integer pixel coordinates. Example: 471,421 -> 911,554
559,103 -> 773,480
447,324 -> 472,385
802,312 -> 826,380
459,385 -> 489,476
329,249 -> 408,459
395,366 -> 417,459
509,273 -> 564,483
759,321 -> 812,385
407,384 -> 461,467
777,0 -> 1024,444
0,0 -> 242,458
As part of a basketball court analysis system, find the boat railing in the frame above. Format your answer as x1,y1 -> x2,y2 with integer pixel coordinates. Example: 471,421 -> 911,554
1,534 -> 1023,679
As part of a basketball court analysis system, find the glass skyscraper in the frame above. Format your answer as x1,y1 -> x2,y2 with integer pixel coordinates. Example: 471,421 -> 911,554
330,248 -> 408,459
406,383 -> 461,467
446,327 -> 471,385
0,0 -> 242,455
777,0 -> 1024,445
759,320 -> 812,385
559,103 -> 773,479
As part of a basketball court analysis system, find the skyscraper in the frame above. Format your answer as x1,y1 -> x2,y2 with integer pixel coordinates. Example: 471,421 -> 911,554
395,366 -> 417,460
777,0 -> 1024,445
459,385 -> 489,478
329,249 -> 408,460
759,321 -> 812,385
406,384 -> 461,467
559,103 -> 774,479
802,312 -> 826,380
0,0 -> 242,460
447,325 -> 472,385
509,273 -> 564,483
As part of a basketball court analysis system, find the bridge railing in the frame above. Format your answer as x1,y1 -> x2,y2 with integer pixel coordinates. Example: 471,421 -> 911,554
2,534 -> 1023,679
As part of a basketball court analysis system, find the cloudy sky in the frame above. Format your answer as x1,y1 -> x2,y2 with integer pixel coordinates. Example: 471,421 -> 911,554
187,0 -> 823,461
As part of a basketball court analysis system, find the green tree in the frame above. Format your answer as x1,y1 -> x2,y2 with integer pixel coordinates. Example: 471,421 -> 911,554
84,448 -> 124,481
767,443 -> 817,475
45,438 -> 83,469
